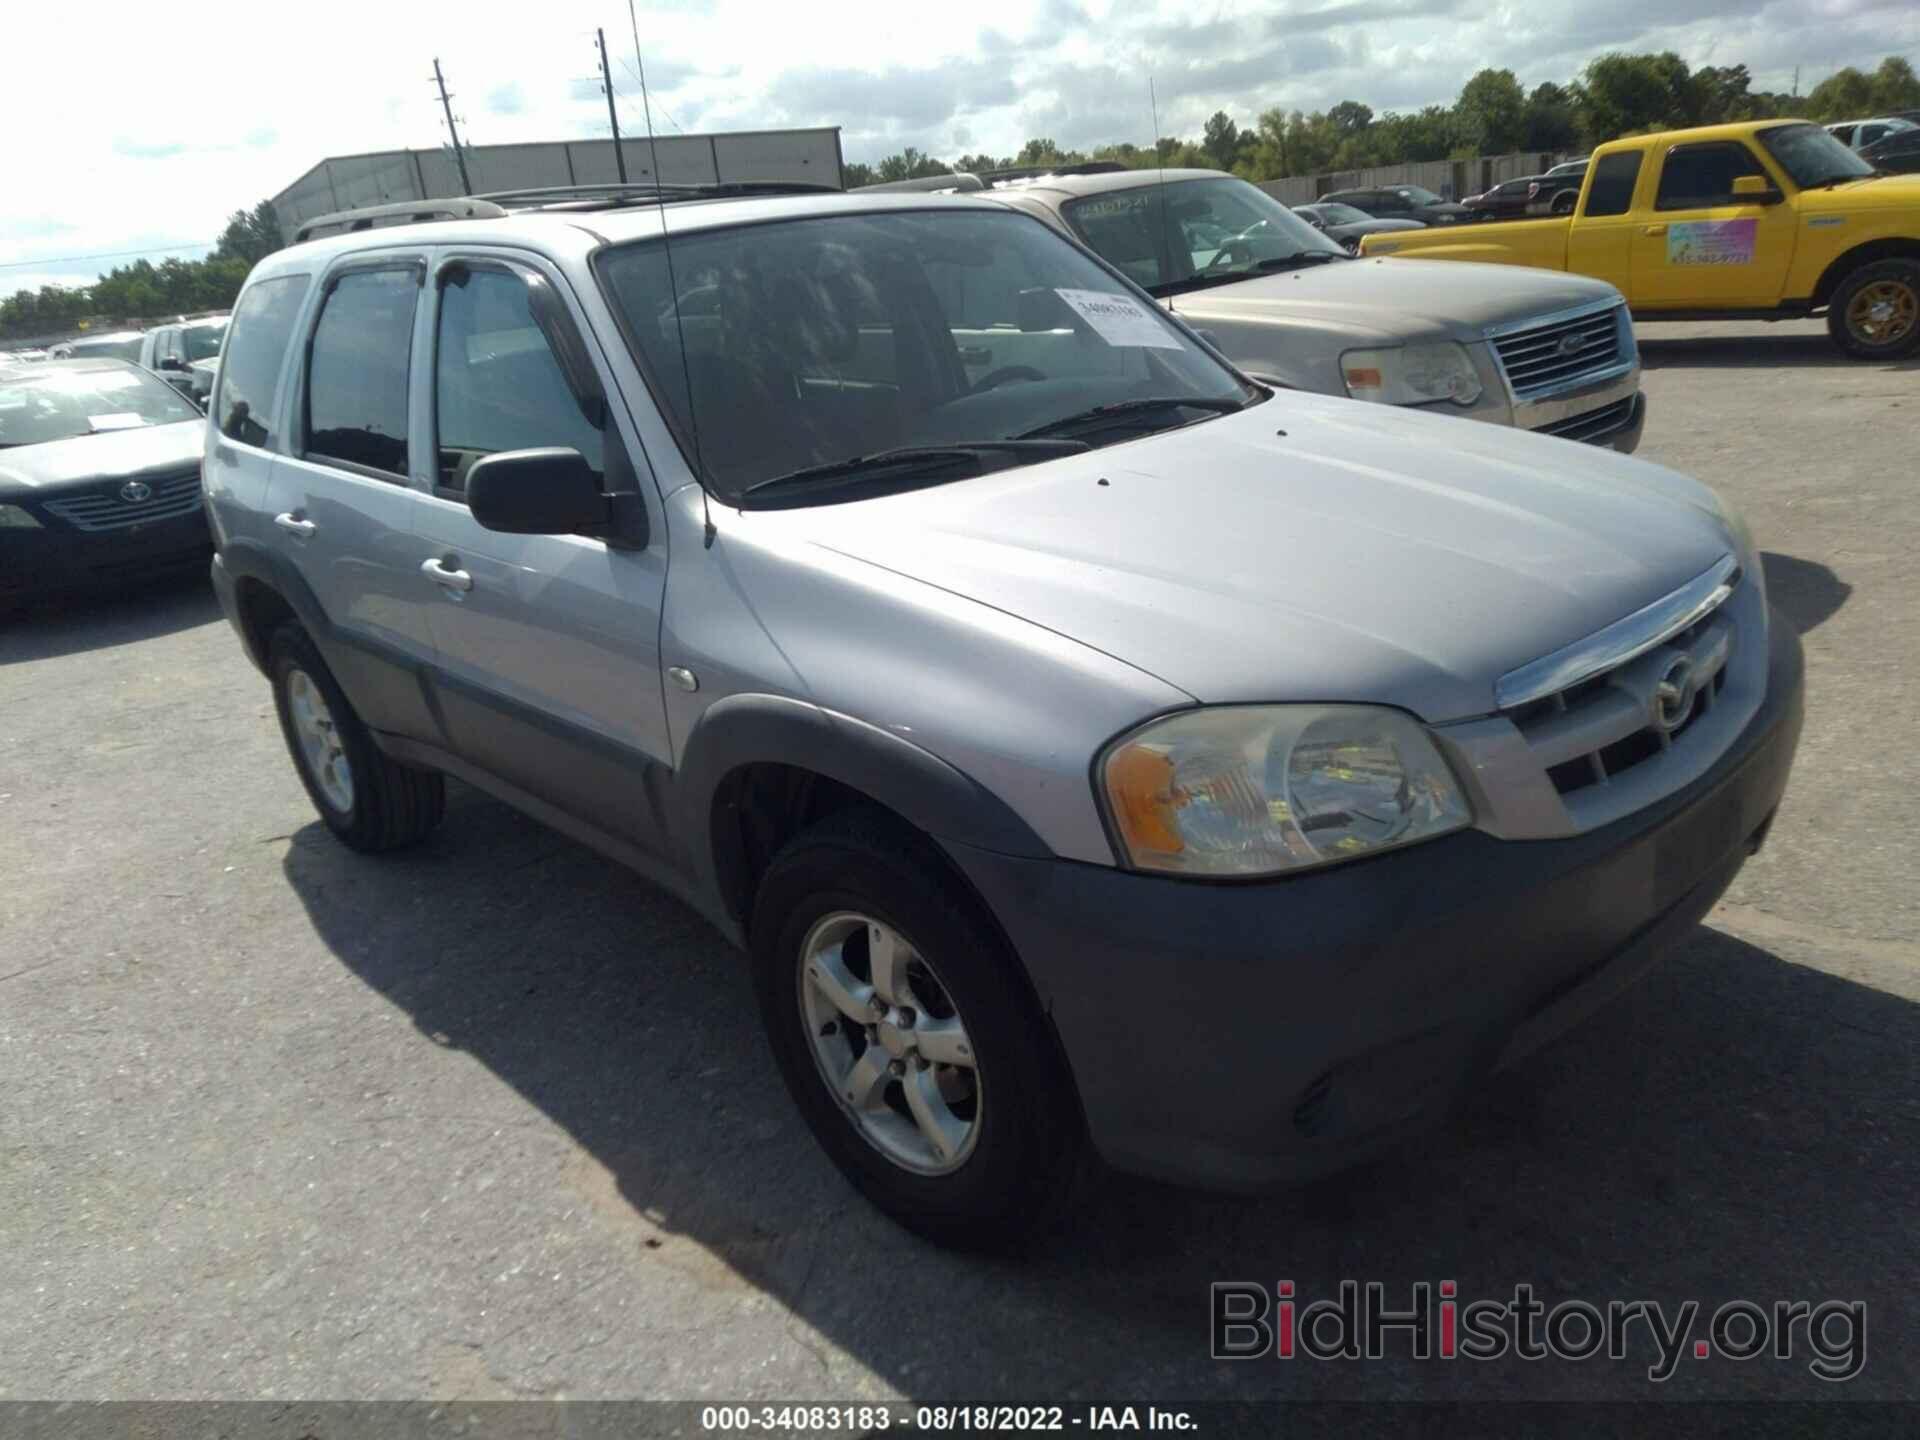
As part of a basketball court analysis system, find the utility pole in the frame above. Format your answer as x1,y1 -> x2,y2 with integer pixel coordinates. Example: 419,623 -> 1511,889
596,29 -> 628,182
433,58 -> 472,195
1792,65 -> 1800,99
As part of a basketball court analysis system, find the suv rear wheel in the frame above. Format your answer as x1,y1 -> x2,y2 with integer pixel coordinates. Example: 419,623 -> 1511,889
750,809 -> 1087,1248
268,622 -> 445,853
1828,259 -> 1920,359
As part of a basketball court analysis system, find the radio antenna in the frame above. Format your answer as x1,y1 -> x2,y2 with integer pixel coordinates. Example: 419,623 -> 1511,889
1148,76 -> 1174,314
631,0 -> 714,547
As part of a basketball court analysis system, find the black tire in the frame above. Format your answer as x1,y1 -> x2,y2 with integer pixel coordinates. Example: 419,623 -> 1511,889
268,621 -> 445,853
1551,190 -> 1576,215
750,808 -> 1089,1249
1826,259 -> 1920,360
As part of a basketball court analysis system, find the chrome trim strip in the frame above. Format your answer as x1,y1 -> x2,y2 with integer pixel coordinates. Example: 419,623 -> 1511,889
1481,295 -> 1625,340
1495,554 -> 1740,711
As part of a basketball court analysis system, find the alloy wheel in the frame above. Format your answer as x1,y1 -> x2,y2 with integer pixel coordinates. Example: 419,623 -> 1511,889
286,668 -> 354,812
1848,279 -> 1918,348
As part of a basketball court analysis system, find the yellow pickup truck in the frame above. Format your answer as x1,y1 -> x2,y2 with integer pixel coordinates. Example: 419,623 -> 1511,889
1360,120 -> 1920,360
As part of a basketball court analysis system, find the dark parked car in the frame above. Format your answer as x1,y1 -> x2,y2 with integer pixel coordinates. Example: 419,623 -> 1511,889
1463,172 -> 1584,220
0,358 -> 210,604
1292,201 -> 1424,250
1860,129 -> 1920,175
1320,183 -> 1469,226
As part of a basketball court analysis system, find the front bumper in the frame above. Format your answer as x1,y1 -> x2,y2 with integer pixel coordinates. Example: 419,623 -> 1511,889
0,507 -> 212,601
944,610 -> 1803,1190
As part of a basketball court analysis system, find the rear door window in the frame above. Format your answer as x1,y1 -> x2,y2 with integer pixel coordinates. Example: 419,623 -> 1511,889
214,274 -> 312,448
304,267 -> 418,479
1582,152 -> 1644,217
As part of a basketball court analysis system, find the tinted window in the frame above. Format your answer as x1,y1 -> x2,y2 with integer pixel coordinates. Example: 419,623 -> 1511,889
1655,144 -> 1764,210
433,266 -> 605,494
1583,152 -> 1644,217
216,274 -> 311,447
68,335 -> 144,362
1757,123 -> 1875,186
183,322 -> 226,361
598,209 -> 1251,502
305,268 -> 416,476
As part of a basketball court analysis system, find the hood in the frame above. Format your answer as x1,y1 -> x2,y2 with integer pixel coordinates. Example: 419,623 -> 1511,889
0,419 -> 204,496
1798,171 -> 1920,214
1331,218 -> 1426,237
750,394 -> 1737,723
1168,256 -> 1621,345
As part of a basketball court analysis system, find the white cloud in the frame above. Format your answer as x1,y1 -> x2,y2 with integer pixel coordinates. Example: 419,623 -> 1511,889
5,0 -> 1916,292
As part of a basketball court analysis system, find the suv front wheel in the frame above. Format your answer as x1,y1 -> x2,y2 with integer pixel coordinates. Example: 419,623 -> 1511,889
751,809 -> 1088,1248
268,621 -> 446,852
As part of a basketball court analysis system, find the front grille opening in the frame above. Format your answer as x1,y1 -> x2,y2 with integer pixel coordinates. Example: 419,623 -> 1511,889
1598,726 -> 1663,777
1547,758 -> 1600,795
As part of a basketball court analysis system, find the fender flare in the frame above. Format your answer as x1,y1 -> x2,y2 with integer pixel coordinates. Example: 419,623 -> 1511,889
217,537 -> 334,666
676,693 -> 1054,923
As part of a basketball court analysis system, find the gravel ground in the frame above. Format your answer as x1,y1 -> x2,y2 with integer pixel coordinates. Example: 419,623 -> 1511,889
1,319 -> 1914,1405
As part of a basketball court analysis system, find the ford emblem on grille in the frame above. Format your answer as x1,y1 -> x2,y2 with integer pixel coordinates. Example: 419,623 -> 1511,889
119,480 -> 153,503
1652,655 -> 1696,734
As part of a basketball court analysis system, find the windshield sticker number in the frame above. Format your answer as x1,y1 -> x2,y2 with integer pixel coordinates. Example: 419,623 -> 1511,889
1054,288 -> 1184,349
1666,219 -> 1757,267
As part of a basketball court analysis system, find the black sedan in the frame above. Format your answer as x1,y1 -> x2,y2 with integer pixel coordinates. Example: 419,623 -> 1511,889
0,359 -> 210,605
1292,202 -> 1425,250
1319,183 -> 1470,226
1861,130 -> 1920,175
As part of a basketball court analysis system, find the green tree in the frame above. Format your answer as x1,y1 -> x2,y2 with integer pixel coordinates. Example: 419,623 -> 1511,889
214,200 -> 285,267
1805,67 -> 1874,121
1522,81 -> 1582,151
1326,101 -> 1374,138
1456,68 -> 1527,153
1202,111 -> 1241,170
1582,51 -> 1696,141
1870,56 -> 1920,113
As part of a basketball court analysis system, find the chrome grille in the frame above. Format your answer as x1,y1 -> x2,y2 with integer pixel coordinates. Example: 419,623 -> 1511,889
42,467 -> 203,532
1538,396 -> 1636,445
1492,304 -> 1626,399
1507,608 -> 1735,797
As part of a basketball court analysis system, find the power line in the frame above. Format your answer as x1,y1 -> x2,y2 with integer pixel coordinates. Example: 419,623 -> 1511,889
618,59 -> 683,133
1,242 -> 215,271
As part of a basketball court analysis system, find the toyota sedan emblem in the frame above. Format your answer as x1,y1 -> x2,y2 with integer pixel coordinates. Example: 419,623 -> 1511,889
119,480 -> 153,503
1652,655 -> 1696,734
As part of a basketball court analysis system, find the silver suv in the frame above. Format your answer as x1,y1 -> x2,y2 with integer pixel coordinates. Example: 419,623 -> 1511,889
205,184 -> 1803,1247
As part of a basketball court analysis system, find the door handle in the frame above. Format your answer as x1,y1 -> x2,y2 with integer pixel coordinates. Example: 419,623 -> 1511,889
420,557 -> 473,592
1642,224 -> 1667,237
273,512 -> 316,538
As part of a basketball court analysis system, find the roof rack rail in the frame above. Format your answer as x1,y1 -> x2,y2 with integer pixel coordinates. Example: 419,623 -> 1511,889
976,161 -> 1128,183
474,180 -> 840,208
853,173 -> 984,194
293,198 -> 510,244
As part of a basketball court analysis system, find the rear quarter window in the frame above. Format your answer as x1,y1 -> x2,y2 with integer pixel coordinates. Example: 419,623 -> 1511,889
1581,152 -> 1644,218
215,274 -> 312,448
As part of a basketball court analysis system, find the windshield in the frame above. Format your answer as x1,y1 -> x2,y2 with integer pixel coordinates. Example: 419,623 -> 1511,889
67,335 -> 145,363
597,208 -> 1255,503
1395,185 -> 1445,204
1756,122 -> 1876,186
1063,177 -> 1345,295
0,365 -> 199,447
1312,203 -> 1370,225
183,321 -> 227,361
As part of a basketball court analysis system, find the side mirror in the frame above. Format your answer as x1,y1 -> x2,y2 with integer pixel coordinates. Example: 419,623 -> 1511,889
158,355 -> 187,372
466,448 -> 611,535
1732,175 -> 1783,204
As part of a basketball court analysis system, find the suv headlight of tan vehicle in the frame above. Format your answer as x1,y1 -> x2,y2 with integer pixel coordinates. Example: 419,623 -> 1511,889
1341,343 -> 1483,407
1101,706 -> 1473,876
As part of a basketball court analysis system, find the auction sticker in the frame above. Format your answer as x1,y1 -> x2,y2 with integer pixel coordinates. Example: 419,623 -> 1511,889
1055,288 -> 1184,349
1666,219 -> 1757,266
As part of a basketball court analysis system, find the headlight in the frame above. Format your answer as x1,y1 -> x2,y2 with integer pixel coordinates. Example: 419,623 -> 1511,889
1100,705 -> 1473,877
1342,343 -> 1483,406
0,503 -> 42,530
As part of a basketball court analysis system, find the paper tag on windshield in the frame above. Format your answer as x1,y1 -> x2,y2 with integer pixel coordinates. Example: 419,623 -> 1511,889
1054,289 -> 1183,350
87,413 -> 145,432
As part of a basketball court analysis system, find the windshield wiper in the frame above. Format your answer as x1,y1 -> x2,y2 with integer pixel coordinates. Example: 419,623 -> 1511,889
741,440 -> 1088,499
1252,251 -> 1348,270
1014,395 -> 1245,441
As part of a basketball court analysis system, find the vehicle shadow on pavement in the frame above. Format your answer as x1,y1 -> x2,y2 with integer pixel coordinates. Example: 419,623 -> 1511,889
1761,552 -> 1852,636
0,572 -> 220,665
283,790 -> 1918,1401
1637,333 -> 1920,371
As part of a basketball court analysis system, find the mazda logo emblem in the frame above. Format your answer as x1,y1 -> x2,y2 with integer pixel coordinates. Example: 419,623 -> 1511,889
1652,655 -> 1696,734
119,480 -> 152,503
1557,332 -> 1587,358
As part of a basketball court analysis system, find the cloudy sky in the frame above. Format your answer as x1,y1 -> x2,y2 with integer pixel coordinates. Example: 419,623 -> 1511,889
6,0 -> 1915,296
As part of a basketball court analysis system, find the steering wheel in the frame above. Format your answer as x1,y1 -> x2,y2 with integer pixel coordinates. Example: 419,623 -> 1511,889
971,365 -> 1046,393
1204,237 -> 1256,272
